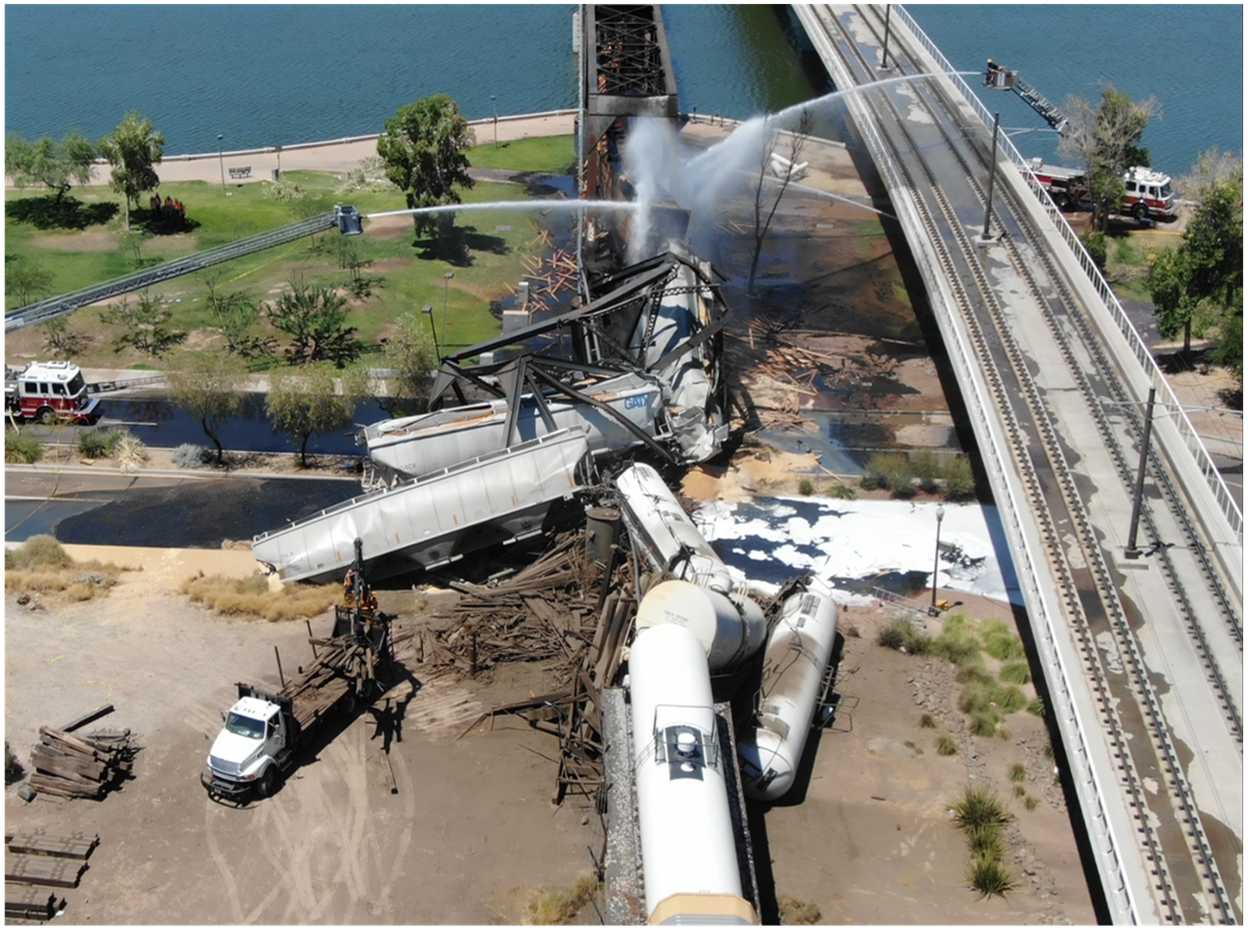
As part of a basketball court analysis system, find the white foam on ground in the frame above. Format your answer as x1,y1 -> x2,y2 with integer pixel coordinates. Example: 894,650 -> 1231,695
694,497 -> 1021,606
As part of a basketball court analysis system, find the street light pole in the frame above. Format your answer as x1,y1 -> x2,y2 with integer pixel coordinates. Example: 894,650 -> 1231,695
217,134 -> 226,191
442,271 -> 454,351
422,303 -> 440,361
491,95 -> 498,148
1124,387 -> 1157,559
931,504 -> 945,609
981,113 -> 1000,240
880,5 -> 892,71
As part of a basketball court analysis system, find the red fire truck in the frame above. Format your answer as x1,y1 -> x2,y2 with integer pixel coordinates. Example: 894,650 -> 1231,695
1026,159 -> 1179,221
4,361 -> 101,424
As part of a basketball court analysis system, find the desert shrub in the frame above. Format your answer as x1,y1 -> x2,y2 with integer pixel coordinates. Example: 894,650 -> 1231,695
936,735 -> 958,756
878,616 -> 930,654
77,430 -> 110,458
995,685 -> 1028,715
933,613 -> 981,667
919,713 -> 937,729
864,452 -> 916,498
828,483 -> 858,500
969,709 -> 1002,737
115,433 -> 148,472
955,663 -> 994,686
181,572 -> 338,621
5,432 -> 43,464
968,823 -> 1006,861
778,896 -> 822,925
984,629 -> 1025,661
966,853 -> 1016,898
843,622 -> 861,638
1000,660 -> 1032,685
522,873 -> 599,925
951,785 -> 1012,831
1024,795 -> 1040,811
798,478 -> 815,496
1080,230 -> 1108,271
1014,783 -> 1027,797
6,535 -> 73,570
1027,696 -> 1046,718
173,443 -> 210,468
1008,763 -> 1027,783
910,450 -> 942,493
941,456 -> 977,500
997,725 -> 1012,741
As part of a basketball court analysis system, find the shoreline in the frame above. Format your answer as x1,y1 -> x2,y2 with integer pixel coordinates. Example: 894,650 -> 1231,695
4,110 -> 578,190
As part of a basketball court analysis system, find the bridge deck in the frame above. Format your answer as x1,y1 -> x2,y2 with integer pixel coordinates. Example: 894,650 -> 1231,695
794,4 -> 1241,924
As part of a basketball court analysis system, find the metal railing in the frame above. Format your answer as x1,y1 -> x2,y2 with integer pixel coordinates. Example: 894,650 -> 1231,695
4,213 -> 337,333
893,4 -> 1242,540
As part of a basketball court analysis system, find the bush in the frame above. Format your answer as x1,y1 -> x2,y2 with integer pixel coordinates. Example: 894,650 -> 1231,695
5,432 -> 43,464
941,456 -> 976,500
1000,660 -> 1032,685
522,873 -> 600,925
910,450 -> 942,493
968,823 -> 1006,861
77,430 -> 110,458
933,618 -> 982,667
6,535 -> 72,570
863,452 -> 916,498
995,685 -> 1028,714
1024,795 -> 1040,811
828,483 -> 858,500
984,629 -> 1025,661
115,433 -> 147,473
966,853 -> 1016,898
1008,763 -> 1027,783
878,616 -> 930,654
919,713 -> 937,729
936,734 -> 958,756
181,572 -> 338,621
173,443 -> 210,468
951,784 -> 1012,831
1027,696 -> 1046,718
778,896 -> 822,925
798,478 -> 815,496
1080,230 -> 1108,271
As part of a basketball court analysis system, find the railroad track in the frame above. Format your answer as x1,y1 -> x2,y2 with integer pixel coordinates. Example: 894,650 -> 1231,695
799,5 -> 1240,924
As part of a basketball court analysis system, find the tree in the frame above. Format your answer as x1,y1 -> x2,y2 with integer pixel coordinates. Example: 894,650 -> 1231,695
376,94 -> 475,237
97,112 -> 165,230
264,283 -> 364,367
167,352 -> 246,465
41,317 -> 89,356
4,130 -> 96,202
1149,171 -> 1243,358
266,363 -> 368,467
98,290 -> 187,356
204,276 -> 275,360
4,259 -> 54,306
1059,87 -> 1158,231
747,110 -> 811,295
382,309 -> 439,399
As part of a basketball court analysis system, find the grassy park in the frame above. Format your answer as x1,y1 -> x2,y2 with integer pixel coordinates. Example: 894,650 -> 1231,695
4,135 -> 577,369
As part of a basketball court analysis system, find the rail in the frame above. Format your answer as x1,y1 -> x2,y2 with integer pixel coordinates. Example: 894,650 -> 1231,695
4,213 -> 337,333
891,4 -> 1242,540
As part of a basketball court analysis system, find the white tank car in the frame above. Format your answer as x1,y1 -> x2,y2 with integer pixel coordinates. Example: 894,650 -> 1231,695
629,622 -> 759,926
615,462 -> 735,595
634,579 -> 766,674
738,576 -> 840,801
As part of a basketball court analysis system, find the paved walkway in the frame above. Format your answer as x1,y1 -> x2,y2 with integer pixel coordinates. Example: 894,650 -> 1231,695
87,110 -> 577,187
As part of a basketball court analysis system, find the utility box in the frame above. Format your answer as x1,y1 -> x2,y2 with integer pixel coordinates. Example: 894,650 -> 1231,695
503,309 -> 528,334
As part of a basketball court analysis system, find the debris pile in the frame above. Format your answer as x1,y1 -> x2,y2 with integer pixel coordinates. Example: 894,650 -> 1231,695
416,533 -> 600,678
5,830 -> 99,918
27,728 -> 138,800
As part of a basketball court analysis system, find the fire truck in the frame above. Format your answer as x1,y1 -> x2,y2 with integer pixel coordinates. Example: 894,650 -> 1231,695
4,361 -> 101,424
1025,159 -> 1179,221
985,60 -> 1180,221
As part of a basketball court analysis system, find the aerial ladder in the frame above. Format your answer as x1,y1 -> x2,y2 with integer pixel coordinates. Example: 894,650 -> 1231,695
983,60 -> 1068,135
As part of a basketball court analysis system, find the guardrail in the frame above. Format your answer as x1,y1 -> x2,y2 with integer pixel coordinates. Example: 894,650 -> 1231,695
893,4 -> 1242,541
792,6 -> 1141,921
4,213 -> 337,333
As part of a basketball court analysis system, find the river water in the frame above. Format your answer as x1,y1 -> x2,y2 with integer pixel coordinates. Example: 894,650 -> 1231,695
5,5 -> 1240,176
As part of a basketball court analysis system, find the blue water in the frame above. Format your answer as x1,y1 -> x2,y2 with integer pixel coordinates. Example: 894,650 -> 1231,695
5,5 -> 1239,176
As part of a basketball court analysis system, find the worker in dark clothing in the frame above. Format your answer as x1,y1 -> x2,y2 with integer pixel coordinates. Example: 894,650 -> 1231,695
985,60 -> 1002,87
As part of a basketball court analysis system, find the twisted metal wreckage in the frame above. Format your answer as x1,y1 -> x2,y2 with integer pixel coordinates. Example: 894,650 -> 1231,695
252,241 -> 731,585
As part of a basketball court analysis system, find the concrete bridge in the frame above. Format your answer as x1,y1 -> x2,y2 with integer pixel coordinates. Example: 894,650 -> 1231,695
792,5 -> 1241,924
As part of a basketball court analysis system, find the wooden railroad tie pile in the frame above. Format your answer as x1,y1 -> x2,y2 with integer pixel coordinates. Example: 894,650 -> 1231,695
417,533 -> 597,679
4,830 -> 99,919
510,230 -> 580,316
28,727 -> 138,801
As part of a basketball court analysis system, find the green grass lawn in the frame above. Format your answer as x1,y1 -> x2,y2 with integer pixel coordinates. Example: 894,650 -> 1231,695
5,136 -> 575,369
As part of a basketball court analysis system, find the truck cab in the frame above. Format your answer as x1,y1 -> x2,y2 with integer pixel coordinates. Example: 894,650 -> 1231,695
4,360 -> 100,424
1122,166 -> 1178,221
202,689 -> 298,802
